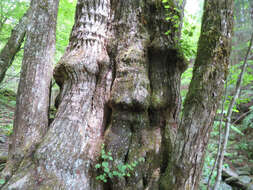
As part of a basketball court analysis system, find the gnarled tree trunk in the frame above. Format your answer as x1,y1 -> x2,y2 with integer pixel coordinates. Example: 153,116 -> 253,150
2,0 -> 234,189
2,0 -> 187,189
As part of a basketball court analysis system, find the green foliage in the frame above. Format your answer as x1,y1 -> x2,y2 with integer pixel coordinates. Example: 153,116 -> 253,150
55,0 -> 76,62
162,0 -> 181,36
0,178 -> 5,185
0,0 -> 28,91
201,142 -> 217,189
0,124 -> 13,136
242,106 -> 253,129
0,0 -> 29,38
95,144 -> 145,183
180,13 -> 200,60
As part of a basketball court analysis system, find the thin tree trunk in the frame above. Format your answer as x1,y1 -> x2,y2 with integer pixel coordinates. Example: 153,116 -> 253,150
207,79 -> 228,190
213,32 -> 253,190
0,8 -> 30,84
160,0 -> 234,189
1,0 -> 59,184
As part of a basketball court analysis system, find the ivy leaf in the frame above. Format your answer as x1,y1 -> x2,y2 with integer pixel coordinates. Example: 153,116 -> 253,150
95,164 -> 101,169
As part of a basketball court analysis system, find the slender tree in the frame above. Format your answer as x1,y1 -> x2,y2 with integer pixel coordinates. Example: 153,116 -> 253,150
160,0 -> 234,189
213,32 -> 253,190
1,0 -> 59,183
0,8 -> 30,84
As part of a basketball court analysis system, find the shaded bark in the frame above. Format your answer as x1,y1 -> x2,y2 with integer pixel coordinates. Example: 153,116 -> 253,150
0,8 -> 30,84
2,0 -> 187,189
104,1 -> 186,189
160,0 -> 234,189
1,0 -> 59,184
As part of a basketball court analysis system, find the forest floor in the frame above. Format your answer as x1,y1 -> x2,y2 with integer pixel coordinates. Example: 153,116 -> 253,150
0,89 -> 15,171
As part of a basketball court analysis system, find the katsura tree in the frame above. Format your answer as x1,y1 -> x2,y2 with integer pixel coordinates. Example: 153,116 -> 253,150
1,0 -> 233,190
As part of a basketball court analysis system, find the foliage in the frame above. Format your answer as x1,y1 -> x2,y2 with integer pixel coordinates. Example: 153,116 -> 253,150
0,0 -> 29,37
0,0 -> 29,91
0,124 -> 13,136
95,144 -> 145,183
180,13 -> 200,60
0,178 -> 5,185
55,0 -> 76,62
242,106 -> 253,129
201,142 -> 217,189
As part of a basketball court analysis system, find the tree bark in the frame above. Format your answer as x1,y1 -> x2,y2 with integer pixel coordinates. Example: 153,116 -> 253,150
2,0 -> 234,189
0,8 -> 30,84
160,0 -> 234,189
1,0 -> 59,185
2,0 -> 187,189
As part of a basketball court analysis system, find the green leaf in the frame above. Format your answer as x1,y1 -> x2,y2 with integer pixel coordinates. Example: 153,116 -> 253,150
104,167 -> 110,173
95,164 -> 101,169
102,161 -> 109,168
113,171 -> 119,176
230,125 -> 244,135
0,179 -> 5,185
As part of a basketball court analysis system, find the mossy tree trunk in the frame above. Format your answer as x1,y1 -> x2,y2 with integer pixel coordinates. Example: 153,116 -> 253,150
160,0 -> 234,189
2,0 -> 233,189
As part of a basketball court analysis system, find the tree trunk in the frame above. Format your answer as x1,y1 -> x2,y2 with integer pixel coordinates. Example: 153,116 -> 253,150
160,0 -> 234,189
2,0 -> 187,189
1,0 -> 59,184
0,8 -> 30,84
2,0 -> 234,189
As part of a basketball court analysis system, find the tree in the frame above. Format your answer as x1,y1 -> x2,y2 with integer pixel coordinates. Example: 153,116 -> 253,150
1,0 -> 233,189
0,8 -> 30,84
1,0 -> 59,185
160,0 -> 234,189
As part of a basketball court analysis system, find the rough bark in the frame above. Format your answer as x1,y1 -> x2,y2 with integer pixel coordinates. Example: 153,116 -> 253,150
0,8 -> 30,84
160,0 -> 234,189
2,0 -> 187,189
1,0 -> 59,184
2,0 -> 234,189
104,1 -> 186,189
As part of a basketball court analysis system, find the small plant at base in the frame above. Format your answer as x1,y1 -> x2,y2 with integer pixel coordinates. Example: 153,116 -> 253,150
0,178 -> 5,185
95,144 -> 145,183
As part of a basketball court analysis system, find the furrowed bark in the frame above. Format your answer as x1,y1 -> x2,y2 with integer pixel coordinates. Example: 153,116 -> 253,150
32,0 -> 112,189
1,0 -> 59,186
0,8 -> 30,84
2,0 -> 188,189
104,0 -> 186,189
160,0 -> 234,189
